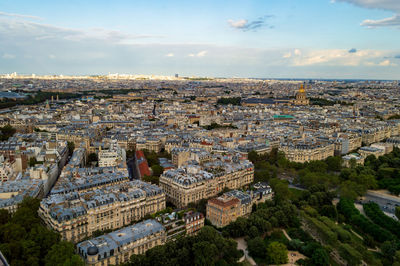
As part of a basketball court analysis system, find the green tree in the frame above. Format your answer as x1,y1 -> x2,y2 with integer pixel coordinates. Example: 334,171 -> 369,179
381,240 -> 398,263
67,141 -> 75,155
0,209 -> 10,225
29,157 -> 38,167
396,206 -> 400,220
325,156 -> 342,172
192,241 -> 219,266
87,153 -> 98,165
247,237 -> 266,258
311,248 -> 330,266
248,150 -> 259,163
266,241 -> 288,265
44,241 -> 84,266
151,164 -> 164,177
0,124 -> 16,141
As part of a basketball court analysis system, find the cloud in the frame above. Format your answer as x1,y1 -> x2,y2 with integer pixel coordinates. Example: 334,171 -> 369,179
0,12 -> 398,79
366,59 -> 397,66
348,48 -> 357,53
333,0 -> 400,12
287,49 -> 389,67
227,15 -> 273,32
188,51 -> 207,57
333,0 -> 400,28
2,53 -> 15,59
0,18 -> 163,45
0,11 -> 42,20
165,53 -> 174,57
361,15 -> 400,28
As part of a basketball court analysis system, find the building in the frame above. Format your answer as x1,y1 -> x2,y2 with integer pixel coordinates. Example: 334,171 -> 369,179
0,179 -> 44,213
206,186 -> 272,228
77,219 -> 166,266
358,146 -> 385,158
184,211 -> 205,236
135,150 -> 151,178
206,196 -> 240,228
39,180 -> 166,242
293,84 -> 309,105
280,141 -> 335,163
98,143 -> 126,167
159,160 -> 254,208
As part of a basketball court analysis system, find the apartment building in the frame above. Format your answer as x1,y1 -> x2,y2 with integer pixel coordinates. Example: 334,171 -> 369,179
159,160 -> 254,208
39,180 -> 166,242
77,219 -> 166,266
206,186 -> 272,228
280,141 -> 335,163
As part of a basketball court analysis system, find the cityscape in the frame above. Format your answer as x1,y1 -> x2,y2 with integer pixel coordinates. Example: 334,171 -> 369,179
1,1 -> 400,266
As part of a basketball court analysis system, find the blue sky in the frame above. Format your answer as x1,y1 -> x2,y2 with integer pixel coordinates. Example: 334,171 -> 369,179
0,0 -> 400,79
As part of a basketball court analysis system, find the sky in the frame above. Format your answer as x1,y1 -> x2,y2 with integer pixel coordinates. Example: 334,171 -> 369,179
0,0 -> 400,79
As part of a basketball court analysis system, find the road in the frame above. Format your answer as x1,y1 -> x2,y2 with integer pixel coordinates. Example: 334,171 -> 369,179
361,191 -> 400,217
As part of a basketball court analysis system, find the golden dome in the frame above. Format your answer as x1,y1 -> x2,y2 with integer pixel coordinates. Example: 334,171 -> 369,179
299,84 -> 305,93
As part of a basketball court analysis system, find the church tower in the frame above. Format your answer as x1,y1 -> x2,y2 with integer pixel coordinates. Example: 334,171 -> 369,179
294,84 -> 309,105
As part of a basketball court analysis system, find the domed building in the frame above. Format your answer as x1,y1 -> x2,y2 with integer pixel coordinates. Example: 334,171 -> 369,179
294,84 -> 309,105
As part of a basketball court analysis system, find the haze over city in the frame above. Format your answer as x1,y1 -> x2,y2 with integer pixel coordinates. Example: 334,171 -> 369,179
1,0 -> 400,79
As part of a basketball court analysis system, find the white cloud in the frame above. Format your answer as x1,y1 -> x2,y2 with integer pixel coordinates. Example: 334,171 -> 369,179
294,49 -> 302,56
188,51 -> 207,57
289,49 -> 386,66
165,53 -> 174,57
49,54 -> 56,59
361,15 -> 400,28
227,19 -> 248,29
366,59 -> 397,66
2,53 -> 15,59
227,16 -> 273,32
0,11 -> 42,21
334,0 -> 400,28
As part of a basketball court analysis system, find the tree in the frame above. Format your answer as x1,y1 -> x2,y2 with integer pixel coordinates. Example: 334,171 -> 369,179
151,165 -> 164,177
87,153 -> 98,165
193,241 -> 219,266
247,237 -> 266,258
248,226 -> 259,239
266,241 -> 288,265
0,209 -> 10,225
67,141 -> 75,155
0,124 -> 16,141
396,206 -> 400,220
381,240 -> 398,263
29,157 -> 38,167
325,156 -> 342,172
44,241 -> 84,266
311,248 -> 330,266
248,150 -> 259,163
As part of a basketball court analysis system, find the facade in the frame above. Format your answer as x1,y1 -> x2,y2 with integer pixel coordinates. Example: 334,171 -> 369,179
358,146 -> 385,158
184,211 -> 205,236
77,219 -> 166,266
294,84 -> 310,105
98,143 -> 126,167
39,180 -> 166,242
0,179 -> 44,213
206,186 -> 272,228
207,196 -> 240,228
159,160 -> 254,208
280,141 -> 335,163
